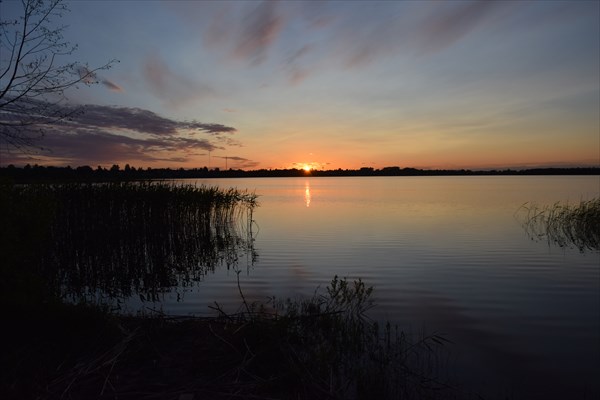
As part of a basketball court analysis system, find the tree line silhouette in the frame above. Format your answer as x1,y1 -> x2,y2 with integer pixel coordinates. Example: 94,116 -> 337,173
1,164 -> 598,182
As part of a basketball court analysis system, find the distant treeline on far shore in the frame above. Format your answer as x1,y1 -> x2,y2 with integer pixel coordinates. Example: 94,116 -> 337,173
0,164 -> 598,182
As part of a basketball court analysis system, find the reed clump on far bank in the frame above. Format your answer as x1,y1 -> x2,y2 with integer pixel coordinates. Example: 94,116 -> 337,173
519,197 -> 600,251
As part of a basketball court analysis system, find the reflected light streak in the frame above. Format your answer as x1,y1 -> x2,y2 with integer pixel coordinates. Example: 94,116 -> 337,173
305,181 -> 311,208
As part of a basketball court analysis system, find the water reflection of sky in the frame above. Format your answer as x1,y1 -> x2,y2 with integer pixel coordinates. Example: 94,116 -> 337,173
176,176 -> 599,400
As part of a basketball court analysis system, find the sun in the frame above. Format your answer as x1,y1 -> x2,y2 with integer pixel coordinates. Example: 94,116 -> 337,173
303,164 -> 312,172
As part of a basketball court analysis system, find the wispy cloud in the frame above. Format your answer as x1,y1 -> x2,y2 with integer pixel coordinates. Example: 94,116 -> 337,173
76,65 -> 124,92
214,155 -> 259,169
233,1 -> 283,65
417,1 -> 506,54
284,44 -> 312,85
142,53 -> 215,108
101,79 -> 123,92
168,1 -> 592,90
192,1 -> 285,66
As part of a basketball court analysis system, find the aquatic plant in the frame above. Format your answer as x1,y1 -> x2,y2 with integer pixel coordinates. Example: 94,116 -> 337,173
518,198 -> 600,251
0,181 -> 258,305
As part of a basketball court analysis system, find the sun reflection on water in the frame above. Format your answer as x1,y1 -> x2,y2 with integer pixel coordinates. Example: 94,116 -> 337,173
304,180 -> 311,207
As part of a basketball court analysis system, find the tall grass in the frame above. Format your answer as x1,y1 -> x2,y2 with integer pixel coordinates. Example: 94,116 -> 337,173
204,275 -> 453,399
0,181 -> 258,305
519,198 -> 600,251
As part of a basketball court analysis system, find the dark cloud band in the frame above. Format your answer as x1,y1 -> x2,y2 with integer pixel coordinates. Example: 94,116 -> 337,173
0,102 -> 241,167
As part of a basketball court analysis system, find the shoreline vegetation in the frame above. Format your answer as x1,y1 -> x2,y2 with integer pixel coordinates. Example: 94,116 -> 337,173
4,277 -> 457,400
0,181 -> 258,306
2,180 -> 598,399
0,164 -> 598,183
0,181 -> 458,399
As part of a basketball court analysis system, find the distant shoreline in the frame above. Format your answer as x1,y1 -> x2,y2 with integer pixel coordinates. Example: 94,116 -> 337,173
1,165 -> 599,183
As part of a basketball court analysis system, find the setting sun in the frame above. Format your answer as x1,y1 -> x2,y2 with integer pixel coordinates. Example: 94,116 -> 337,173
303,164 -> 312,172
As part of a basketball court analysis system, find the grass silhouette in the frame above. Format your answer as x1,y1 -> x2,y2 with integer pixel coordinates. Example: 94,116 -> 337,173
519,198 -> 600,251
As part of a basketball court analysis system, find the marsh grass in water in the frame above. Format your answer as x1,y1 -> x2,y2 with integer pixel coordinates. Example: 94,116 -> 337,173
0,181 -> 258,306
518,198 -> 600,251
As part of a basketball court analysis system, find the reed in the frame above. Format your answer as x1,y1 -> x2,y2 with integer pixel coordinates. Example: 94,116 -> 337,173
519,198 -> 600,251
0,181 -> 258,305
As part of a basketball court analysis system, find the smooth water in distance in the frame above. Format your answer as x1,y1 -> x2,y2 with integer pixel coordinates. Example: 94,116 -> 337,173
133,176 -> 598,399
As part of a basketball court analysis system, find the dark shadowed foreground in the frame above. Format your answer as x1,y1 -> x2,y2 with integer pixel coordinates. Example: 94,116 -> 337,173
4,278 -> 460,400
0,182 -> 460,400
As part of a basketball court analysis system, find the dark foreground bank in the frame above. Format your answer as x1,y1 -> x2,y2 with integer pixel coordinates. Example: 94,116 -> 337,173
3,277 -> 459,400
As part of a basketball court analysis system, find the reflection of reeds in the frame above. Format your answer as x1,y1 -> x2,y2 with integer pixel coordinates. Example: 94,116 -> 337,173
519,198 -> 600,251
1,182 -> 258,303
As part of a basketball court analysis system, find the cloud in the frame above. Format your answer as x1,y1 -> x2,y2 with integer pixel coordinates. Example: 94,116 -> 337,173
142,53 -> 215,108
284,44 -> 312,84
74,104 -> 236,136
203,3 -> 234,48
214,155 -> 259,169
197,123 -> 237,135
196,1 -> 284,65
233,1 -> 283,65
215,136 -> 243,148
418,1 -> 506,53
305,3 -> 513,70
0,102 -> 238,166
101,79 -> 123,92
194,2 -> 509,79
291,161 -> 328,170
323,2 -> 514,69
77,65 -> 123,92
286,44 -> 312,65
1,127 -> 216,166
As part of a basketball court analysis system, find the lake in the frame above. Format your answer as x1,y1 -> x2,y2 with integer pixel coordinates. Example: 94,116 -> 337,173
125,176 -> 598,399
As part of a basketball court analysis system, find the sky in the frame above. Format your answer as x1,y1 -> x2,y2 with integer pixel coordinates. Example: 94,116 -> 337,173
1,0 -> 599,170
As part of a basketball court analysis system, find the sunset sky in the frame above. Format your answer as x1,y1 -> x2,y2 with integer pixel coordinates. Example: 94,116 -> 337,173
1,0 -> 599,170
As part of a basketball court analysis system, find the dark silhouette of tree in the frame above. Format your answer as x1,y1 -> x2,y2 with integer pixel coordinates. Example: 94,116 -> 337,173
0,0 -> 117,150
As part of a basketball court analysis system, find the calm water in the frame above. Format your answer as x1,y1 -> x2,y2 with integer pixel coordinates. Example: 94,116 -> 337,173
132,176 -> 599,399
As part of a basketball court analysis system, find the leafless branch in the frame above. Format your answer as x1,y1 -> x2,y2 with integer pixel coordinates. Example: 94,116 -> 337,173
0,0 -> 117,150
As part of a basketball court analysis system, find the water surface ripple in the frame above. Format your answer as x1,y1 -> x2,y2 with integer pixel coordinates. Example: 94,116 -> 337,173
147,176 -> 597,400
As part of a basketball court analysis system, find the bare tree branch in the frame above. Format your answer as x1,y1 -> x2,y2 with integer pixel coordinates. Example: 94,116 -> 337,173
0,0 -> 118,151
